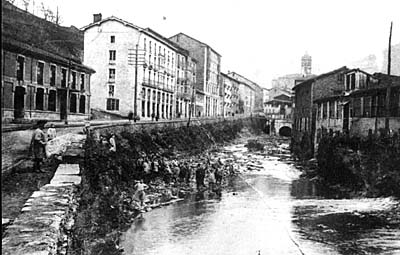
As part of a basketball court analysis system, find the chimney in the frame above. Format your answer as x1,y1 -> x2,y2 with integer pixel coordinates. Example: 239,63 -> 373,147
93,13 -> 102,23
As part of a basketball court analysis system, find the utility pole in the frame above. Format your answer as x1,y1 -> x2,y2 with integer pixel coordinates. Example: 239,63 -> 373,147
388,22 -> 393,75
134,43 -> 139,122
385,21 -> 393,131
65,59 -> 71,124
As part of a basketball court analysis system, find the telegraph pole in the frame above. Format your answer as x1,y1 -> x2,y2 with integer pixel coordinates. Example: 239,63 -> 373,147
134,43 -> 139,122
385,21 -> 393,131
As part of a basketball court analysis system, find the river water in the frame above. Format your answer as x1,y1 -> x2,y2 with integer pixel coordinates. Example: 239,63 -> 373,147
121,136 -> 400,255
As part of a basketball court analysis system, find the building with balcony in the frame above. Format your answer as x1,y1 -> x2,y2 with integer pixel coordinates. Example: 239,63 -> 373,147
221,73 -> 239,116
314,69 -> 400,137
1,0 -> 94,123
226,72 -> 262,115
175,48 -> 197,118
169,33 -> 222,117
83,15 -> 191,120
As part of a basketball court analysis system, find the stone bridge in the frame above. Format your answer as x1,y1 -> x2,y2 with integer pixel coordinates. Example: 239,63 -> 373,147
265,118 -> 292,136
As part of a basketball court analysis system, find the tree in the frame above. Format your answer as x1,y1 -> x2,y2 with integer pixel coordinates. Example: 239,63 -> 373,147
40,3 -> 62,24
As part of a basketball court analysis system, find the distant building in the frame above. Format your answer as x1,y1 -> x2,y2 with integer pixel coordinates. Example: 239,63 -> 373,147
1,0 -> 95,123
221,73 -> 239,116
292,66 -> 349,155
82,16 -> 196,119
272,53 -> 315,93
264,92 -> 293,119
227,72 -> 263,113
169,33 -> 222,117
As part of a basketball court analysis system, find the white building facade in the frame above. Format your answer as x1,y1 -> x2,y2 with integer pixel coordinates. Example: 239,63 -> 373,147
83,15 -> 184,120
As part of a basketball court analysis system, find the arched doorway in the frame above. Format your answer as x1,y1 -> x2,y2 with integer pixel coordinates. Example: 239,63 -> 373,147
14,86 -> 25,119
279,126 -> 292,137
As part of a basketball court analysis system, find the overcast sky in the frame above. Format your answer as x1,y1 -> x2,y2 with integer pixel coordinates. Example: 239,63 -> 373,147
16,0 -> 400,88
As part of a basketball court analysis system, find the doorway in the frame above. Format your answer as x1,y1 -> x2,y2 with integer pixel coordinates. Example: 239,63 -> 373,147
14,86 -> 25,119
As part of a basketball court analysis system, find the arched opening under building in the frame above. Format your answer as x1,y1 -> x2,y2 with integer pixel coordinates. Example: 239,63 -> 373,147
279,126 -> 292,137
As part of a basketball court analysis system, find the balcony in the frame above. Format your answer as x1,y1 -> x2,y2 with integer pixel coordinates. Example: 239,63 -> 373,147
142,80 -> 174,93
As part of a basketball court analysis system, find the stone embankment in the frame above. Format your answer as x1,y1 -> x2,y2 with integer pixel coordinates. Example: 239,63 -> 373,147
2,134 -> 86,255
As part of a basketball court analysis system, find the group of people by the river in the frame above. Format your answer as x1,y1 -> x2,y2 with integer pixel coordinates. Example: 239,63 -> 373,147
29,120 -> 57,173
129,155 -> 237,211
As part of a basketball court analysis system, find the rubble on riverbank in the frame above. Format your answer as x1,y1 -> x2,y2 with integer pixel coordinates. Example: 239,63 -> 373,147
68,119 -> 264,255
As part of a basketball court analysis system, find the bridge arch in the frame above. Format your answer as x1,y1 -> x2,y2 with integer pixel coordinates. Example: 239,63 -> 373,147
278,126 -> 292,137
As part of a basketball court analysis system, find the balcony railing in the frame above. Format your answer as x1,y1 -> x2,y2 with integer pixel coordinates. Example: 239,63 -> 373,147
142,80 -> 174,93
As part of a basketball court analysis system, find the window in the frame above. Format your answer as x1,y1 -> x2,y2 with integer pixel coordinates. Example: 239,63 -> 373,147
37,62 -> 44,85
36,88 -> 44,110
353,97 -> 362,117
71,71 -> 77,89
336,101 -> 341,119
48,90 -> 56,111
80,74 -> 85,90
79,96 -> 86,113
323,102 -> 327,119
329,100 -> 335,118
109,85 -> 114,97
50,65 -> 56,86
377,92 -> 386,117
16,56 -> 25,81
110,35 -> 115,43
389,87 -> 400,117
106,98 -> 119,110
109,50 -> 116,61
70,94 -> 77,113
350,73 -> 355,90
109,68 -> 116,81
61,68 -> 67,87
363,96 -> 371,117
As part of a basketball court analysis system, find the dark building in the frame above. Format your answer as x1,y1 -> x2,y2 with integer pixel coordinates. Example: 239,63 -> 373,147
292,66 -> 349,156
1,0 -> 95,123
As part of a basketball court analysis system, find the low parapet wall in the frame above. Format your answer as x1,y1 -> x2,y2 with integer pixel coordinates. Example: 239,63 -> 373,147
90,116 -> 261,137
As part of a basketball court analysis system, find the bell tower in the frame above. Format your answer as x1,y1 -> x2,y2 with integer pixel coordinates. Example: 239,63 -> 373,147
301,52 -> 312,76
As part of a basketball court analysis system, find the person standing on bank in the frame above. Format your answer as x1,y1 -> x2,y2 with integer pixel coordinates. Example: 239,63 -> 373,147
30,120 -> 48,173
109,133 -> 117,152
47,123 -> 57,141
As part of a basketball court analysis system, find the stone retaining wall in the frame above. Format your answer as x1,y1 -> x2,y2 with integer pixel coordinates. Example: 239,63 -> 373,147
2,164 -> 81,255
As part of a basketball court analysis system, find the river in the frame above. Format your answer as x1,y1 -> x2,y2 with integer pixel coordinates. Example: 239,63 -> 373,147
120,136 -> 400,255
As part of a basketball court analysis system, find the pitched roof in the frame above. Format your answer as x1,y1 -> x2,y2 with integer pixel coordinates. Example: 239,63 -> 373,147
81,16 -> 187,54
292,66 -> 348,90
169,32 -> 222,57
2,0 -> 84,63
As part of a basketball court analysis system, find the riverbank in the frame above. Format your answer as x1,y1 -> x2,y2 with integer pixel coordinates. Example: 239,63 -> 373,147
68,118 -> 265,254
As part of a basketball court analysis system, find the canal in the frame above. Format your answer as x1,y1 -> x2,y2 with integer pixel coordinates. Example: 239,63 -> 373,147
120,136 -> 400,255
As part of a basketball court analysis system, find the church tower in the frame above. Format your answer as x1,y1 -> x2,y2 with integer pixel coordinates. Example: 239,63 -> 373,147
301,53 -> 312,76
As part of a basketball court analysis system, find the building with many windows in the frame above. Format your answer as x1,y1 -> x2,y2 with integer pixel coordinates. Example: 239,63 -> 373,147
1,1 -> 94,123
83,15 -> 196,120
169,33 -> 222,117
221,72 -> 239,116
315,69 -> 400,137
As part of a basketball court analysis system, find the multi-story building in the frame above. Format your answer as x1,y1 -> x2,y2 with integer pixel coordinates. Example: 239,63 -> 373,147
221,72 -> 239,116
83,15 -> 197,120
1,1 -> 94,123
169,33 -> 222,117
315,69 -> 400,137
227,71 -> 263,113
264,92 -> 293,119
292,66 -> 349,155
175,48 -> 197,118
